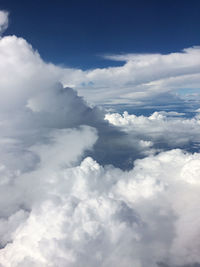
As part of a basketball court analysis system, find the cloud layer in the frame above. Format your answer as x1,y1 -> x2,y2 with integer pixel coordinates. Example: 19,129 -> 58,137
2,18 -> 198,108
0,11 -> 200,267
105,111 -> 200,152
60,47 -> 200,106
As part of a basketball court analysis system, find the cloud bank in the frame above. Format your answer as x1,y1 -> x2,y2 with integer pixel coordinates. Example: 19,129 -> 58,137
60,47 -> 200,107
0,10 -> 200,267
105,111 -> 200,152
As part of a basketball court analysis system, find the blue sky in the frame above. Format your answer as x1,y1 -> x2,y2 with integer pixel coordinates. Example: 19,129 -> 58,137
0,2 -> 200,110
1,0 -> 200,69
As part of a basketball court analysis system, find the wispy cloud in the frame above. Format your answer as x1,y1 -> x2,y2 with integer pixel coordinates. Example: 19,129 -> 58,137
0,10 -> 9,35
59,47 -> 200,106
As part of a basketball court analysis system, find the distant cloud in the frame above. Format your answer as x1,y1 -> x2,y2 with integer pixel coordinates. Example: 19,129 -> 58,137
1,9 -> 199,108
0,10 -> 9,35
61,47 -> 200,106
105,111 -> 200,151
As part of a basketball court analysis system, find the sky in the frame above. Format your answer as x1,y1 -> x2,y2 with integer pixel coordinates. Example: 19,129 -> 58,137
0,0 -> 200,69
0,2 -> 200,267
1,0 -> 200,110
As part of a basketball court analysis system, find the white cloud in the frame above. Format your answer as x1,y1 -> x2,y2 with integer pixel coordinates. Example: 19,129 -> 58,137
1,13 -> 199,108
0,33 -> 147,170
0,10 -> 8,35
1,150 -> 200,266
60,47 -> 200,106
105,111 -> 200,150
1,24 -> 199,108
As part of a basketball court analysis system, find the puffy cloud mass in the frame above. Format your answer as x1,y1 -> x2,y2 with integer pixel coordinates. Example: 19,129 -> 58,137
105,111 -> 200,152
1,149 -> 200,267
0,10 -> 200,267
0,34 -> 149,170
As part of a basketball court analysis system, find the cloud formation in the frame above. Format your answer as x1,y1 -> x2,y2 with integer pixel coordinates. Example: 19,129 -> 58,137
0,34 -> 150,170
105,111 -> 200,152
61,47 -> 200,106
0,11 -> 200,267
0,10 -> 8,35
1,149 -> 200,267
2,18 -> 198,108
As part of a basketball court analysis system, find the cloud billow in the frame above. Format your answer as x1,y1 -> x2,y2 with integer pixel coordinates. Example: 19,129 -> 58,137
105,111 -> 200,153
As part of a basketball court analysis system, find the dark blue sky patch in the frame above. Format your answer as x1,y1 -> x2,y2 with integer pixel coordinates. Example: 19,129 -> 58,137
1,0 -> 200,69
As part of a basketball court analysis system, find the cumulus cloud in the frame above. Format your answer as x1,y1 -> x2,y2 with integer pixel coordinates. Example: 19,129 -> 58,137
0,10 -> 200,267
0,33 -> 136,169
0,10 -> 8,35
1,149 -> 200,267
105,111 -> 200,152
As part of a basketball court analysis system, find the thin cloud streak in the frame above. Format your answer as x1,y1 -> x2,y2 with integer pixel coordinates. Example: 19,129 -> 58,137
0,10 -> 9,35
